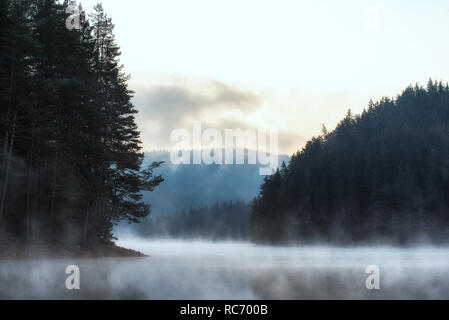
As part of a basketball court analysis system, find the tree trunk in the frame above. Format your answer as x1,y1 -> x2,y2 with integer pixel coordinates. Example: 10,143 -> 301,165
0,110 -> 17,228
48,150 -> 58,238
83,199 -> 90,248
25,127 -> 35,243
0,131 -> 9,184
0,45 -> 16,230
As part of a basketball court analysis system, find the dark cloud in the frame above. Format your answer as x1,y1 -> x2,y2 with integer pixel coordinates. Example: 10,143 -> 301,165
209,80 -> 261,108
137,80 -> 261,122
132,80 -> 263,151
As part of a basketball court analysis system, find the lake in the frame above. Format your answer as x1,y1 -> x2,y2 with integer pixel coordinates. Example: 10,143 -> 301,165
1,239 -> 449,299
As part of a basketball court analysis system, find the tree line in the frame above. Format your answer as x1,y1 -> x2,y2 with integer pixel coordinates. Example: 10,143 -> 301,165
0,0 -> 163,247
136,201 -> 251,240
251,80 -> 449,245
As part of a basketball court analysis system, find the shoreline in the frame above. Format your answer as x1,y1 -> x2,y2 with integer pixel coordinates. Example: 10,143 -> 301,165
0,241 -> 147,259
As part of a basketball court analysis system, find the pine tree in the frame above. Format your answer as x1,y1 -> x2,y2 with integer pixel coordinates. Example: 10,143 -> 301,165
0,1 -> 163,247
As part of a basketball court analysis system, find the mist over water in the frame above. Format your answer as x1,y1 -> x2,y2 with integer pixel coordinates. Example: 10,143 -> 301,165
1,239 -> 449,299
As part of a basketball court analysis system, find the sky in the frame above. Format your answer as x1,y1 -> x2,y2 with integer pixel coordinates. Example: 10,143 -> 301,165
78,0 -> 449,155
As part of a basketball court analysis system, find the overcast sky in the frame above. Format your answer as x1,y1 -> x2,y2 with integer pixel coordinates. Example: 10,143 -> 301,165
78,0 -> 449,155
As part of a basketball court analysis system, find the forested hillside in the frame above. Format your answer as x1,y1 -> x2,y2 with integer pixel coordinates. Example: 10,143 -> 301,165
0,1 -> 162,247
135,201 -> 251,240
251,81 -> 449,245
140,150 -> 289,216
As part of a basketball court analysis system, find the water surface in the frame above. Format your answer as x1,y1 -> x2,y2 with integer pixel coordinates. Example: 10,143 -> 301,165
1,239 -> 449,299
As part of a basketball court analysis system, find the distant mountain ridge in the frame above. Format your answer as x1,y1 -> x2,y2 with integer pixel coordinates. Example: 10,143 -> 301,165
141,150 -> 290,216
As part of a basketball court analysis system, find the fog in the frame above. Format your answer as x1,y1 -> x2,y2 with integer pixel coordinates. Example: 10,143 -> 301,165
1,239 -> 449,299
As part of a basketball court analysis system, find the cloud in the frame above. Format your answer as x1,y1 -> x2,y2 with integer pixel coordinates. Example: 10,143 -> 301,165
133,79 -> 263,151
138,80 -> 260,117
208,80 -> 261,108
132,76 -> 370,155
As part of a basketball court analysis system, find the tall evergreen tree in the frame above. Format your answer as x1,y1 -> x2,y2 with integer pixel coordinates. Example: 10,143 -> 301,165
0,1 -> 163,247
